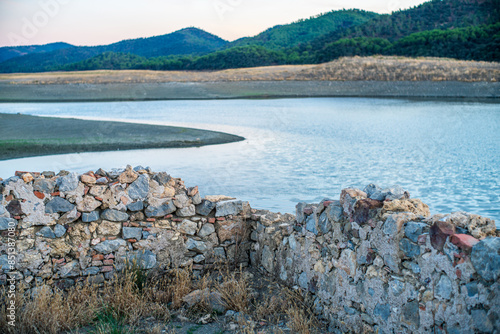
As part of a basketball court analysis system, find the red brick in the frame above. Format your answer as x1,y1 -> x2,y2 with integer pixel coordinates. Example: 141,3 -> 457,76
131,222 -> 140,227
127,238 -> 137,243
323,201 -> 333,207
216,217 -> 226,221
13,216 -> 21,220
164,214 -> 173,219
430,221 -> 455,251
5,195 -> 13,201
146,218 -> 156,222
33,191 -> 45,199
103,259 -> 114,265
108,236 -> 117,240
456,269 -> 462,279
95,197 -> 103,201
51,192 -> 60,197
192,264 -> 204,270
450,234 -> 479,252
93,254 -> 104,261
208,218 -> 216,224
417,234 -> 427,245
84,186 -> 89,195
105,254 -> 114,259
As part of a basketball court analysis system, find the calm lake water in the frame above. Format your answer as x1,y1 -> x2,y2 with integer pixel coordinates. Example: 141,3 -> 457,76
1,98 -> 499,223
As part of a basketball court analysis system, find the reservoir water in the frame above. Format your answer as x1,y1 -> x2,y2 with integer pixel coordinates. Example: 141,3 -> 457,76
1,98 -> 499,222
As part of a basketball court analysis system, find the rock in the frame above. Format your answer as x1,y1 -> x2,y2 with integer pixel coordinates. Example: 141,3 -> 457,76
82,211 -> 99,223
306,214 -> 318,235
80,174 -> 96,185
340,188 -> 367,221
447,212 -> 496,239
101,209 -> 129,222
399,238 -> 420,258
382,199 -> 430,217
326,202 -> 343,223
83,267 -> 100,276
471,309 -> 493,333
182,289 -> 227,313
118,166 -> 138,184
363,184 -> 382,199
37,226 -> 56,238
59,261 -> 80,278
334,249 -> 357,276
401,300 -> 419,328
298,272 -> 308,290
196,200 -> 216,216
215,200 -> 250,217
128,174 -> 149,199
318,211 -> 331,234
205,195 -> 235,202
97,221 -> 122,236
192,192 -> 202,205
177,205 -> 196,217
193,254 -> 205,263
429,221 -> 455,251
122,227 -> 142,240
435,275 -> 452,300
0,217 -> 17,230
295,202 -> 307,224
145,201 -> 176,217
6,200 -> 23,216
45,197 -> 75,214
178,220 -> 197,235
94,239 -> 127,254
352,198 -> 383,224
76,195 -> 102,212
371,185 -> 410,201
152,172 -> 171,186
57,173 -> 79,192
54,224 -> 66,238
186,239 -> 208,253
383,213 -> 415,236
450,234 -> 479,252
404,221 -> 428,242
128,250 -> 156,269
33,179 -> 55,193
198,223 -> 215,237
262,245 -> 274,272
127,201 -> 144,212
173,193 -> 190,209
471,237 -> 500,281
216,219 -> 247,243
89,185 -> 107,197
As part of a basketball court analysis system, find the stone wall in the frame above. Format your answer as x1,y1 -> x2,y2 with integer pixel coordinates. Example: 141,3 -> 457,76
1,168 -> 499,333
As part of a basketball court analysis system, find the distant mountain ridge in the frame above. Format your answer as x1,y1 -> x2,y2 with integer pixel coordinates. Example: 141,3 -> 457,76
0,42 -> 73,63
0,0 -> 498,73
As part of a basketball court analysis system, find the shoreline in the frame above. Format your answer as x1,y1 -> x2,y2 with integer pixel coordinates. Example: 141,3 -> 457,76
0,113 -> 244,161
0,81 -> 499,102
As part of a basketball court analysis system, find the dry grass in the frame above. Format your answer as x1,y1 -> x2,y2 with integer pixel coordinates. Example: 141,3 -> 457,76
215,265 -> 250,313
1,56 -> 498,84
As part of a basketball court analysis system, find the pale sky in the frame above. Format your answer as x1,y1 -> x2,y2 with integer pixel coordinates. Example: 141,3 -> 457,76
0,0 -> 429,47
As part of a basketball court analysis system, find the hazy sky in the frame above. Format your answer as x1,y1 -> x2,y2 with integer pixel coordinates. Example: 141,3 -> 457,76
0,0 -> 428,47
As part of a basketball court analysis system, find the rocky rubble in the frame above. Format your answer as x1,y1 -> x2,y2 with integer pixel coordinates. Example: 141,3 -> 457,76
1,169 -> 499,333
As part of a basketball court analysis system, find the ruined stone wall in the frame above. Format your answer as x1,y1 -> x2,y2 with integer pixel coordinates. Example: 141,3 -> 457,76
251,186 -> 500,333
1,168 -> 499,333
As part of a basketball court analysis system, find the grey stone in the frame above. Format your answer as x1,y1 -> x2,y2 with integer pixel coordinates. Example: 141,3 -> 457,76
107,168 -> 125,179
371,185 -> 410,201
0,205 -> 4,215
288,234 -> 298,251
145,201 -> 176,217
186,239 -> 208,253
389,279 -> 405,296
101,209 -> 129,222
465,282 -> 478,297
173,193 -> 190,209
399,238 -> 420,258
213,247 -> 226,260
404,221 -> 428,242
344,306 -> 357,315
374,303 -> 391,321
0,217 -> 17,230
178,220 -> 197,235
471,309 -> 493,333
306,214 -> 318,235
363,184 -> 382,199
153,172 -> 170,186
122,227 -> 142,240
401,300 -> 419,327
262,245 -> 274,272
215,200 -> 250,217
127,201 -> 144,212
296,202 -> 307,224
128,250 -> 156,269
57,173 -> 79,192
327,202 -> 343,222
33,179 -> 55,193
198,223 -> 215,238
94,239 -> 127,254
435,275 -> 452,300
45,197 -> 75,214
298,272 -> 308,290
128,174 -> 149,200
0,255 -> 10,272
193,254 -> 205,263
192,192 -> 202,205
83,267 -> 100,276
471,237 -> 500,281
54,224 -> 66,238
318,211 -> 331,234
177,205 -> 195,217
195,200 -> 216,216
59,261 -> 80,278
82,211 -> 99,223
37,226 -> 56,238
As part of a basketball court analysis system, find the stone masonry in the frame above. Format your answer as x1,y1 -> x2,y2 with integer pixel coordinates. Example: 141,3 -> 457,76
1,169 -> 499,333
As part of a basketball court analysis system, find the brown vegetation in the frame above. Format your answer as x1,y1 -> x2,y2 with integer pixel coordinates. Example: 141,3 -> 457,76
1,56 -> 498,85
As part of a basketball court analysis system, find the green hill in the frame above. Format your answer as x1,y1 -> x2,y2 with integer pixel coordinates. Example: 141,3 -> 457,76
61,52 -> 147,71
230,9 -> 378,50
0,42 -> 73,63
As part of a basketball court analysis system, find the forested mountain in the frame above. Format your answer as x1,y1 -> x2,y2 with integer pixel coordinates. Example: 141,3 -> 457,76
231,9 -> 378,50
0,42 -> 73,63
0,0 -> 498,73
0,28 -> 228,73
